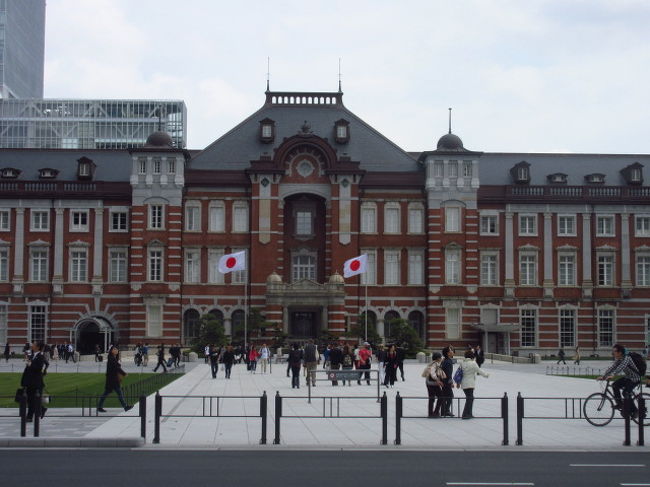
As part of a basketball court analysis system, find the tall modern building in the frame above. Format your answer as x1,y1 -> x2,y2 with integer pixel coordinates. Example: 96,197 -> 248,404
0,0 -> 46,99
0,98 -> 187,149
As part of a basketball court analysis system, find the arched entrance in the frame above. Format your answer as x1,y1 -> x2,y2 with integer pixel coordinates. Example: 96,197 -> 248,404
183,309 -> 201,345
75,317 -> 114,354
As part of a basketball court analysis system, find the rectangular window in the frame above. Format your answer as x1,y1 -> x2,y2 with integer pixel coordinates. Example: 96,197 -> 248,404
408,207 -> 424,234
520,309 -> 537,347
185,205 -> 201,231
292,254 -> 317,282
208,249 -> 225,284
558,254 -> 576,286
384,205 -> 400,234
148,249 -> 163,282
519,215 -> 537,236
384,250 -> 400,285
231,249 -> 248,284
153,158 -> 162,174
462,161 -> 472,177
433,161 -> 443,177
110,211 -> 128,232
480,253 -> 498,286
480,215 -> 498,235
560,309 -> 576,348
558,215 -> 576,236
31,210 -> 49,231
635,216 -> 650,237
336,125 -> 347,138
481,308 -> 498,326
149,205 -> 164,229
0,249 -> 7,281
361,205 -> 377,234
445,307 -> 460,339
0,210 -> 10,231
262,125 -> 273,138
0,305 -> 7,345
445,248 -> 461,284
30,249 -> 48,282
70,210 -> 89,232
29,305 -> 47,343
185,250 -> 200,283
597,255 -> 614,286
636,255 -> 650,286
70,249 -> 88,282
360,250 -> 376,285
598,309 -> 614,347
146,304 -> 163,338
209,203 -> 225,232
407,250 -> 424,285
596,215 -> 615,237
519,254 -> 537,286
109,250 -> 127,283
138,158 -> 147,174
448,161 -> 458,178
296,211 -> 312,235
233,203 -> 249,232
445,207 -> 460,232
167,159 -> 176,174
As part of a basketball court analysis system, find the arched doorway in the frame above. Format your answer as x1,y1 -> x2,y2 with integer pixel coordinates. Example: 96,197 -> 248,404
75,318 -> 114,354
384,310 -> 401,339
408,310 -> 425,343
183,309 -> 201,345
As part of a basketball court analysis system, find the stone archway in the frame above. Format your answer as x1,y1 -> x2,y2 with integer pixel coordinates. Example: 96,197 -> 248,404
74,317 -> 115,354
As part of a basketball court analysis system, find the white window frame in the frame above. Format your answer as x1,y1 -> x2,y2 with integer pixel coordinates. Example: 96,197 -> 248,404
70,209 -> 89,232
462,161 -> 473,178
146,303 -> 163,338
209,201 -> 226,233
0,209 -> 10,231
69,248 -> 88,282
153,158 -> 162,175
185,203 -> 201,232
445,247 -> 461,285
407,203 -> 424,235
480,251 -> 499,286
30,247 -> 48,282
295,210 -> 313,236
597,253 -> 615,287
0,247 -> 8,281
596,215 -> 615,237
167,158 -> 176,174
635,215 -> 650,237
518,214 -> 537,236
148,204 -> 164,230
636,253 -> 650,287
109,209 -> 129,232
148,247 -> 164,282
383,203 -> 401,235
232,202 -> 249,233
445,305 -> 461,340
519,252 -> 537,286
559,307 -> 576,348
520,307 -> 538,348
208,248 -> 225,284
360,249 -> 377,285
30,209 -> 50,232
407,249 -> 424,285
597,308 -> 615,347
29,304 -> 48,343
109,248 -> 128,283
138,158 -> 147,175
360,203 -> 377,234
557,214 -> 576,237
291,251 -> 317,282
558,252 -> 577,286
262,124 -> 273,138
184,249 -> 201,283
479,213 -> 499,236
445,206 -> 461,233
383,249 -> 401,285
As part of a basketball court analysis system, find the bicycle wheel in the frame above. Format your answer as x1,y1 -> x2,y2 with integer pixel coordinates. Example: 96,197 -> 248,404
583,393 -> 615,426
632,392 -> 650,427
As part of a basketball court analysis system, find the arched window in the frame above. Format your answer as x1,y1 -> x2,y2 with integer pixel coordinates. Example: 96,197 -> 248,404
384,310 -> 401,337
207,309 -> 224,324
359,310 -> 377,335
232,310 -> 246,337
183,309 -> 200,344
408,310 -> 425,342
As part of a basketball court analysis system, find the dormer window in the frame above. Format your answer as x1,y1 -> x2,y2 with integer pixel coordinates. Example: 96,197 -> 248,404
621,162 -> 643,185
547,173 -> 567,185
77,157 -> 95,180
38,168 -> 59,179
334,118 -> 350,144
510,161 -> 531,184
259,118 -> 275,143
585,173 -> 605,185
1,167 -> 20,179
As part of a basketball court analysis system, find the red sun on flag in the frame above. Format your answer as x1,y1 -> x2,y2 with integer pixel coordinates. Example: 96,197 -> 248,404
350,259 -> 361,272
226,257 -> 237,269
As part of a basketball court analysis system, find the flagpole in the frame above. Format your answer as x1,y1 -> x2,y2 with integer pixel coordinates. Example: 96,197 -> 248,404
244,261 -> 248,351
364,280 -> 368,342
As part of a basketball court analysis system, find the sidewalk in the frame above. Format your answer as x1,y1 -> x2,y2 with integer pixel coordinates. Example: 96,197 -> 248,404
84,360 -> 648,450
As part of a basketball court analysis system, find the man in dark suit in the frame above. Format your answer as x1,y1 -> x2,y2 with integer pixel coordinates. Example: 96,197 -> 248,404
153,345 -> 167,373
20,341 -> 47,422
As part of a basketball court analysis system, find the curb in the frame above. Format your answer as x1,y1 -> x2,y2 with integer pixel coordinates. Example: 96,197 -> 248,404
0,437 -> 145,448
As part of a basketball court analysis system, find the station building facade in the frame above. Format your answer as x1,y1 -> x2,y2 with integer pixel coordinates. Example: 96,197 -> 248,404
0,89 -> 648,355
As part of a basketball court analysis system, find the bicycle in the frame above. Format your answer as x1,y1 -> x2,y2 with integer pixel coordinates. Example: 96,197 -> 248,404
583,379 -> 649,427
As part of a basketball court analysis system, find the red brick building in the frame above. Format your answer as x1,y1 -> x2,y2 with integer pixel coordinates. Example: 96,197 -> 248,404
1,89 -> 649,355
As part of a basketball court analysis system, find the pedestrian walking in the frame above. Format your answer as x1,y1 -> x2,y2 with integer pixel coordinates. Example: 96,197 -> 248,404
475,344 -> 485,368
457,350 -> 490,419
97,345 -> 132,413
425,352 -> 445,417
440,346 -> 455,417
222,345 -> 235,379
397,344 -> 406,381
303,339 -> 318,386
142,343 -> 149,366
383,344 -> 398,388
20,341 -> 48,422
153,345 -> 167,373
259,343 -> 270,374
573,346 -> 581,365
557,348 -> 566,365
209,345 -> 220,379
341,345 -> 354,386
287,343 -> 303,389
357,342 -> 372,385
3,342 -> 9,362
248,347 -> 259,373
329,343 -> 343,386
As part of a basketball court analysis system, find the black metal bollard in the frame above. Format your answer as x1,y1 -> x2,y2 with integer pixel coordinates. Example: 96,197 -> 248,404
153,392 -> 161,444
260,391 -> 267,445
623,396 -> 631,446
501,392 -> 509,446
273,391 -> 281,445
380,391 -> 387,445
19,394 -> 26,437
394,392 -> 402,445
33,391 -> 41,437
516,392 -> 523,446
139,395 -> 147,441
637,394 -> 645,447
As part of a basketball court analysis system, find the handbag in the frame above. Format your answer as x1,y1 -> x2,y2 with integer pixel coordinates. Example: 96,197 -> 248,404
421,364 -> 433,378
453,366 -> 464,384
14,387 -> 25,403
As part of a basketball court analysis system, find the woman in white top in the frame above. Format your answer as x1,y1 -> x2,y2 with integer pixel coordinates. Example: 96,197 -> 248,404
457,349 -> 489,419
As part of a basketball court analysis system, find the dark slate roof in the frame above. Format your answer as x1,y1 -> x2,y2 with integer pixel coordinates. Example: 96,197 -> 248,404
479,152 -> 650,186
0,149 -> 133,181
190,92 -> 420,172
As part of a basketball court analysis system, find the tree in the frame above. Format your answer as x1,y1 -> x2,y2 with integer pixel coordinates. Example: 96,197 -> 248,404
232,307 -> 273,342
349,313 -> 381,345
192,313 -> 228,353
385,318 -> 423,355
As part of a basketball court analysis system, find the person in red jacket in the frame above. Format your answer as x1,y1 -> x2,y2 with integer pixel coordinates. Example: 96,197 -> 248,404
357,342 -> 373,385
248,347 -> 259,374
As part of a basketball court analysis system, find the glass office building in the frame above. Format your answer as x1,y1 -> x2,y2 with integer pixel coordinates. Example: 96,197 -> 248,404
0,0 -> 46,99
0,98 -> 187,148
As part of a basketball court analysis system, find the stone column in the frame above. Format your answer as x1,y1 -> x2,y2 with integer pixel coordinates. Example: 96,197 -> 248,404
620,214 -> 632,294
92,208 -> 104,294
582,213 -> 593,298
223,318 -> 232,336
13,208 -> 25,294
52,207 -> 65,295
504,212 -> 515,297
543,212 -> 554,298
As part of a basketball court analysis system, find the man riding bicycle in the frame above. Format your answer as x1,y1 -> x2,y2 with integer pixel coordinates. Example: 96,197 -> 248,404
597,343 -> 642,418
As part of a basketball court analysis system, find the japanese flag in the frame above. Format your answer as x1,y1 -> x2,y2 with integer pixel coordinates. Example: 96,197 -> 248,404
343,254 -> 368,278
218,250 -> 247,274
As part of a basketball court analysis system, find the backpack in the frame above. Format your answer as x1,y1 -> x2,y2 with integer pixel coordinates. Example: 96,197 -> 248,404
629,351 -> 647,376
421,363 -> 433,378
343,354 -> 352,367
453,366 -> 464,384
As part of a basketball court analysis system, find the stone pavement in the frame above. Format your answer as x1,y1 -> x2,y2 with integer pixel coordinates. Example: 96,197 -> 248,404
82,359 -> 648,450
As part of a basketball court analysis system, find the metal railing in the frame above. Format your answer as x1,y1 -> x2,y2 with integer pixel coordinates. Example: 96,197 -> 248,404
273,391 -> 388,445
545,365 -> 604,377
306,368 -> 381,403
394,392 -> 509,445
152,392 -> 268,445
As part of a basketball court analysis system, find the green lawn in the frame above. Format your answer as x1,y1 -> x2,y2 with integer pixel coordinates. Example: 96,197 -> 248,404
0,372 -> 181,408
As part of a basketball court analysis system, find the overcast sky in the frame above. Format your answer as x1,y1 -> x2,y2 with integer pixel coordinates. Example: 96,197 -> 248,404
44,0 -> 650,154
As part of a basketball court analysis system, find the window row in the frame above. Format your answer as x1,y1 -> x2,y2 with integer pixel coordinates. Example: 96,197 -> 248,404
359,249 -> 425,286
181,202 -> 249,233
360,203 -> 425,234
137,157 -> 177,175
0,208 -> 129,233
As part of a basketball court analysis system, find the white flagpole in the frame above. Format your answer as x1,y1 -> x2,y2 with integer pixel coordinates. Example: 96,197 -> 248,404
244,263 -> 248,351
365,280 -> 368,342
